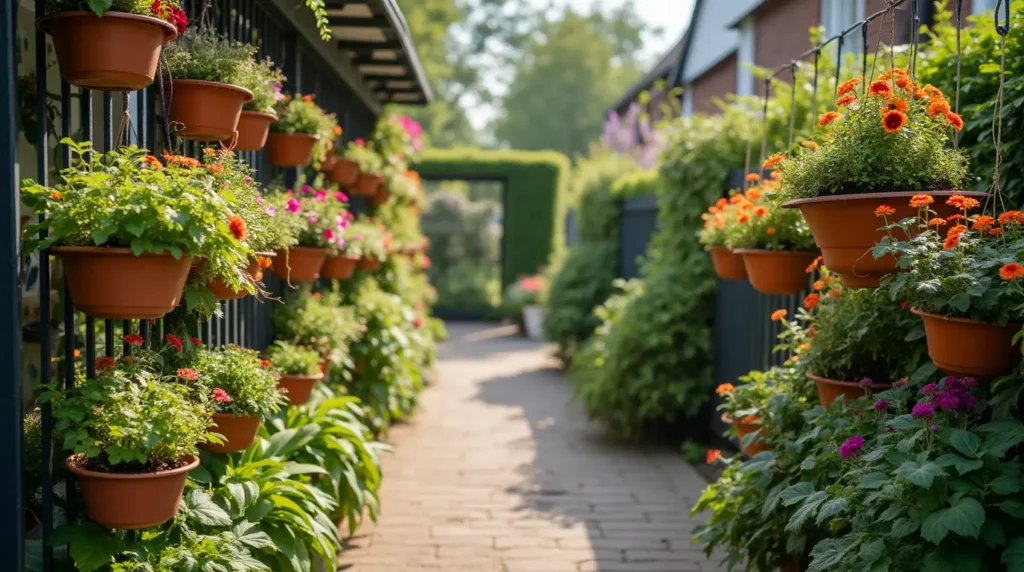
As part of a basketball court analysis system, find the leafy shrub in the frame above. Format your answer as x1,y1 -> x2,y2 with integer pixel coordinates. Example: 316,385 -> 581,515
190,345 -> 285,418
501,274 -> 546,318
542,242 -> 618,361
273,289 -> 360,359
266,341 -> 321,376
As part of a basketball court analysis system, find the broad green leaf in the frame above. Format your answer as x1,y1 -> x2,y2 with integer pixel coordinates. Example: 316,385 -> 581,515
780,482 -> 814,506
935,453 -> 984,476
891,517 -> 919,537
186,489 -> 232,527
990,474 -> 1023,495
1003,537 -> 1024,572
949,429 -> 984,459
860,472 -> 888,489
859,538 -> 884,564
895,460 -> 945,488
816,497 -> 849,524
920,497 -> 985,544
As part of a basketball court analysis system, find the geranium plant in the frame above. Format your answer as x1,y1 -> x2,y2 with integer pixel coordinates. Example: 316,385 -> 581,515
344,141 -> 384,175
270,94 -> 333,136
340,218 -> 387,260
189,345 -> 285,418
266,341 -> 321,376
265,187 -> 342,250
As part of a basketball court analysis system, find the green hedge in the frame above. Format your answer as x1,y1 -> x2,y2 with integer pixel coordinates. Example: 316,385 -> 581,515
414,149 -> 571,287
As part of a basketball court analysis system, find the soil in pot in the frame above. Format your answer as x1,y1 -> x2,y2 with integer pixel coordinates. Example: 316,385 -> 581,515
38,11 -> 177,91
912,309 -> 1021,378
271,247 -> 327,283
321,255 -> 359,280
168,80 -> 253,141
734,249 -> 817,295
357,257 -> 382,271
353,173 -> 382,197
278,372 -> 324,405
783,191 -> 986,288
370,187 -> 392,206
808,372 -> 892,408
266,133 -> 318,167
54,246 -> 192,319
706,246 -> 748,281
330,159 -> 360,187
200,413 -> 261,454
722,414 -> 768,456
231,111 -> 276,151
67,453 -> 198,530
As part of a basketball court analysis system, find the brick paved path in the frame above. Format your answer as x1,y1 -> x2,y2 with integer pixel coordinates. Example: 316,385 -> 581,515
339,322 -> 724,572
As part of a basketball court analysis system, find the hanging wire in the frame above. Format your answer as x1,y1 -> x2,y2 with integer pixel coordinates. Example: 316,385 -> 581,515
990,0 -> 1010,211
787,62 -> 798,149
810,48 -> 820,139
834,35 -> 845,97
954,0 -> 963,148
910,0 -> 920,78
759,77 -> 771,168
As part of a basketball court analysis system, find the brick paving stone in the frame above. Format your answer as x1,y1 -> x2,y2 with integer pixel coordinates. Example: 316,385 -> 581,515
339,323 -> 725,572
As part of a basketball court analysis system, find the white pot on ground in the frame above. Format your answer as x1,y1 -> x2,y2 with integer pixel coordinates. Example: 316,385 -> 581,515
522,304 -> 544,340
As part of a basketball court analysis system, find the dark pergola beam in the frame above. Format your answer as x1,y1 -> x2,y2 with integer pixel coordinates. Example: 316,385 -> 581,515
350,53 -> 407,65
362,73 -> 412,82
337,39 -> 401,51
328,16 -> 390,27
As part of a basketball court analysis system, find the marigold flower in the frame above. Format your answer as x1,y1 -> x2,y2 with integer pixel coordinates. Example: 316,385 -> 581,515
927,98 -> 951,117
802,140 -> 820,151
868,80 -> 892,98
972,215 -> 995,231
771,309 -> 787,321
715,383 -> 735,395
95,356 -> 116,372
333,125 -> 343,136
762,153 -> 785,170
729,194 -> 745,205
766,227 -> 776,235
164,333 -> 183,352
818,111 -> 840,126
746,188 -> 764,201
945,112 -> 964,131
804,293 -> 820,310
716,198 -> 728,209
909,194 -> 934,208
882,110 -> 907,133
745,173 -> 761,182
123,334 -> 144,347
947,214 -> 966,223
204,162 -> 224,174
874,204 -> 896,217
828,289 -> 841,298
989,227 -> 1004,237
813,280 -> 825,291
806,255 -> 822,273
838,435 -> 864,459
927,217 -> 947,228
1000,263 -> 1024,280
896,76 -> 913,90
879,69 -> 908,81
228,215 -> 247,241
177,368 -> 198,381
999,211 -> 1024,225
943,234 -> 960,250
835,94 -> 856,107
836,77 -> 862,96
706,449 -> 721,464
212,388 -> 232,404
885,97 -> 909,112
753,206 -> 767,218
922,84 -> 941,97
946,195 -> 967,209
947,224 -> 968,238
962,197 -> 981,210
738,214 -> 751,224
142,155 -> 163,169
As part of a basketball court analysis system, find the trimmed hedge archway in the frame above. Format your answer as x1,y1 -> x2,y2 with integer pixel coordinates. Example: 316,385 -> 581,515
414,149 -> 571,287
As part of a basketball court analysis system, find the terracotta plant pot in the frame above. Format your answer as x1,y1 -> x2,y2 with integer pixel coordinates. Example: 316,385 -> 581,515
353,173 -> 382,196
319,154 -> 339,173
706,246 -> 748,280
201,413 -> 261,454
231,110 -> 276,151
206,257 -> 262,301
808,372 -> 892,408
912,309 -> 1021,377
66,453 -> 198,530
330,159 -> 360,187
357,257 -> 382,271
734,249 -> 816,295
271,247 -> 327,283
783,191 -> 986,288
278,372 -> 324,405
370,187 -> 392,206
721,414 -> 768,456
38,11 -> 177,91
168,80 -> 253,141
53,246 -> 191,319
266,132 -> 318,167
321,255 -> 359,280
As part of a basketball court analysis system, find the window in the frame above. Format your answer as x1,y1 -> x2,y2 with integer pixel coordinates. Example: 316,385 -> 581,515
821,0 -> 865,56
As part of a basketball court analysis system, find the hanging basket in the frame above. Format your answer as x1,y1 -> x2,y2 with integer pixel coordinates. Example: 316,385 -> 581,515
319,154 -> 339,173
205,255 -> 268,301
266,133 -> 318,167
200,413 -> 261,454
357,257 -> 382,271
734,249 -> 816,295
320,255 -> 359,280
721,414 -> 768,456
782,191 -> 986,288
54,246 -> 191,319
271,247 -> 327,283
231,111 -> 276,151
38,11 -> 177,91
353,173 -> 382,197
912,309 -> 1021,378
278,372 -> 324,405
370,186 -> 392,206
706,246 -> 748,281
66,453 -> 198,530
168,80 -> 253,141
329,159 -> 360,187
808,372 -> 892,409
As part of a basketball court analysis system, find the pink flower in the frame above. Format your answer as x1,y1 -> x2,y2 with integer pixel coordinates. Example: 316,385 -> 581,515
308,216 -> 319,224
286,198 -> 301,213
301,185 -> 312,194
839,435 -> 864,459
212,388 -> 231,404
355,138 -> 365,147
414,317 -> 423,328
335,191 -> 349,202
314,190 -> 327,202
335,238 -> 346,249
323,229 -> 335,241
245,177 -> 253,185
265,206 -> 277,216
873,400 -> 888,411
353,234 -> 363,240
255,196 -> 263,205
285,189 -> 293,195
177,368 -> 198,381
858,377 -> 873,388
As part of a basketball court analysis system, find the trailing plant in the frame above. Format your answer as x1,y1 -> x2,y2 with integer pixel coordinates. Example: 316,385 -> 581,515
341,218 -> 388,260
265,187 -> 342,250
270,94 -> 333,136
344,141 -> 384,175
266,341 -> 321,376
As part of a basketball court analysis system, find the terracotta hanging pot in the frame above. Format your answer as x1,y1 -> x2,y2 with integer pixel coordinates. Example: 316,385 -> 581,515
733,249 -> 816,295
271,246 -> 327,283
319,154 -> 339,173
782,191 -> 986,288
205,256 -> 264,301
278,372 -> 324,405
66,453 -> 198,530
912,309 -> 1021,377
321,255 -> 359,280
330,159 -> 360,187
721,414 -> 768,456
357,257 -> 382,271
266,132 -> 318,167
54,246 -> 191,319
231,111 -> 276,151
353,173 -> 382,196
168,80 -> 253,141
808,372 -> 892,408
38,11 -> 177,91
200,413 -> 261,454
706,246 -> 748,281
370,186 -> 392,206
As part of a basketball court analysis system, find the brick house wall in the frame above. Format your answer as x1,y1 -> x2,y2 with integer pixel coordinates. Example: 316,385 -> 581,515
753,0 -> 820,95
690,54 -> 738,115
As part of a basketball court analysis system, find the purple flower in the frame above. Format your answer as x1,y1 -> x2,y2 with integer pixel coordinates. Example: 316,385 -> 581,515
892,379 -> 907,388
935,391 -> 960,411
874,399 -> 889,411
942,376 -> 962,390
921,383 -> 939,396
314,190 -> 327,202
286,198 -> 301,213
912,402 -> 935,419
839,435 -> 865,459
930,424 -> 941,432
335,191 -> 349,202
963,377 -> 978,388
859,377 -> 874,388
265,206 -> 277,216
886,425 -> 895,433
958,393 -> 976,412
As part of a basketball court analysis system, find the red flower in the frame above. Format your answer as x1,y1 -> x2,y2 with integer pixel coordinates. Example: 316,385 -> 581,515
177,368 -> 198,381
1000,263 -> 1024,280
261,359 -> 271,368
228,215 -> 247,241
191,336 -> 203,346
95,356 -> 116,372
869,80 -> 892,98
164,333 -> 183,352
123,334 -> 144,347
882,110 -> 907,133
212,388 -> 232,404
804,293 -> 820,310
706,449 -> 722,464
835,94 -> 856,107
945,112 -> 964,131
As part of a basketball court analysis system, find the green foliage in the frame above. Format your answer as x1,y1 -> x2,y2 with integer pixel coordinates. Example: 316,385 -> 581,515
273,289 -> 360,358
191,346 -> 285,418
266,341 -> 321,376
237,58 -> 286,115
420,189 -> 501,308
341,217 -> 388,260
414,148 -> 570,287
728,188 -> 817,252
573,150 -> 639,242
162,29 -> 258,87
43,0 -> 181,20
270,95 -> 334,136
344,143 -> 384,174
542,241 -> 618,361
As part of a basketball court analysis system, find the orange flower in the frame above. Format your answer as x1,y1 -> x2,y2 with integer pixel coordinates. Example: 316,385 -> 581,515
896,76 -> 913,91
1000,263 -> 1024,280
771,309 -> 787,321
332,125 -> 343,136
762,153 -> 785,170
922,84 -> 941,97
879,69 -> 908,81
738,214 -> 751,224
946,112 -> 964,131
943,234 -> 961,250
50,191 -> 62,201
302,94 -> 313,102
804,293 -> 820,310
827,289 -> 841,298
947,214 -> 966,223
818,111 -> 840,126
716,383 -> 735,395
837,78 -> 862,96
807,323 -> 816,338
770,171 -> 782,182
999,211 -> 1024,225
927,98 -> 951,117
963,197 -> 981,210
257,255 -> 273,269
946,195 -> 968,209
806,255 -> 822,273
885,97 -> 909,112
835,94 -> 856,107
803,140 -> 820,150
922,217 -> 946,229
741,415 -> 759,423
205,162 -> 224,174
202,147 -> 217,157
746,173 -> 761,182
228,215 -> 247,241
882,110 -> 907,133
706,449 -> 722,464
766,227 -> 776,235
813,280 -> 825,291
730,194 -> 746,205
73,349 -> 81,358
909,194 -> 934,208
746,188 -> 764,201
796,342 -> 811,353
753,206 -> 767,218
143,155 -> 163,170
869,80 -> 892,98
874,204 -> 896,217
989,227 -> 1004,237
716,198 -> 728,209
972,215 -> 995,231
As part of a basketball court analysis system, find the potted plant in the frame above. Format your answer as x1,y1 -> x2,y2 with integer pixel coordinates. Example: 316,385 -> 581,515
344,141 -> 384,196
161,29 -> 255,141
729,176 -> 818,294
715,370 -> 775,457
38,0 -> 186,91
345,218 -> 388,271
699,191 -> 748,281
265,188 -> 336,283
266,341 -> 323,405
320,201 -> 361,280
272,290 -> 361,372
41,361 -> 211,529
329,149 -> 361,187
504,274 -> 547,340
232,58 -> 286,151
876,195 -> 1023,377
21,140 -> 251,319
190,345 -> 285,453
778,69 -> 978,287
266,95 -> 333,167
